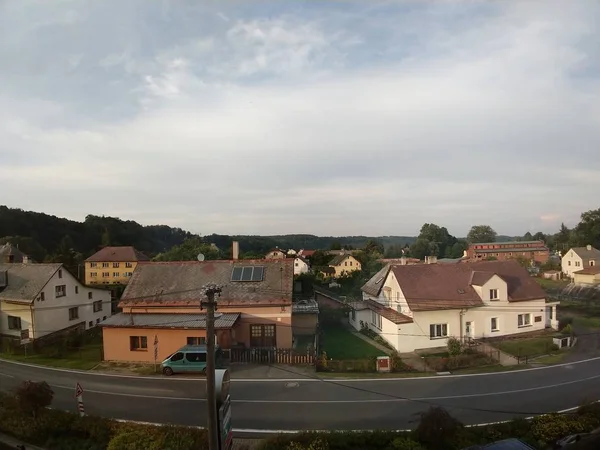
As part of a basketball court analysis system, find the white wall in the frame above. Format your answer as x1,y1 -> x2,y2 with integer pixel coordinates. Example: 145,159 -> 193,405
0,302 -> 33,339
348,308 -> 370,332
377,271 -> 412,317
293,258 -> 309,275
33,268 -> 112,339
562,250 -> 583,278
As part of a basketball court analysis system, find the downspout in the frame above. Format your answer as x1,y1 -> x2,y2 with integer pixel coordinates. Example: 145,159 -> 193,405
30,302 -> 35,341
459,309 -> 466,343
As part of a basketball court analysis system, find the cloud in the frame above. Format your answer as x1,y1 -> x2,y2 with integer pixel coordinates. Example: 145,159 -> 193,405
0,0 -> 599,237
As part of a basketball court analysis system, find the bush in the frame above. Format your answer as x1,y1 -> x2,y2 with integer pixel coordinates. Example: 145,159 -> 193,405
550,343 -> 560,352
13,380 -> 54,418
286,438 -> 329,450
530,413 -> 600,443
415,407 -> 463,450
390,436 -> 424,449
559,316 -> 573,330
107,430 -> 163,450
561,324 -> 573,335
447,337 -> 462,356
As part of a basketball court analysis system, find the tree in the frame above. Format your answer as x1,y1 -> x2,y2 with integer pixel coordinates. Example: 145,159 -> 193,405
574,208 -> 600,249
363,239 -> 384,256
330,241 -> 342,251
14,380 -> 54,418
467,225 -> 497,244
416,223 -> 456,258
409,238 -> 431,260
448,241 -> 468,258
533,231 -> 546,241
153,237 -> 221,261
523,231 -> 533,241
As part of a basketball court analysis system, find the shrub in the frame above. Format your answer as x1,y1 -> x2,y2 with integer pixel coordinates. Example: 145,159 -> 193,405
107,430 -> 164,450
390,436 -> 424,450
447,337 -> 462,356
13,380 -> 54,418
286,438 -> 329,450
561,324 -> 573,335
415,407 -> 463,450
530,413 -> 599,443
558,316 -> 573,330
549,343 -> 560,352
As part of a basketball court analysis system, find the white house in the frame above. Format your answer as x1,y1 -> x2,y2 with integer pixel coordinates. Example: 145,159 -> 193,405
350,260 -> 559,353
0,263 -> 112,341
561,245 -> 600,278
293,256 -> 310,276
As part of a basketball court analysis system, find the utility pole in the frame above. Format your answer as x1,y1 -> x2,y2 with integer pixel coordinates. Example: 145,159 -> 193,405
201,283 -> 222,450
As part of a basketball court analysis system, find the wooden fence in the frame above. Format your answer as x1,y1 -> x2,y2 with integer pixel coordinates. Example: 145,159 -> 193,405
226,347 -> 315,365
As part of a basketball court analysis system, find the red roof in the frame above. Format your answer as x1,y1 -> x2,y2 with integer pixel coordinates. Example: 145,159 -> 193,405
299,250 -> 316,257
86,246 -> 150,262
365,299 -> 413,324
574,266 -> 600,275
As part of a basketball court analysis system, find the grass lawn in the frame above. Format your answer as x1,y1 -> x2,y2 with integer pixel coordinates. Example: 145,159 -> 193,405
320,324 -> 386,360
0,344 -> 103,370
573,316 -> 600,329
496,336 -> 555,358
535,278 -> 569,290
533,352 -> 568,365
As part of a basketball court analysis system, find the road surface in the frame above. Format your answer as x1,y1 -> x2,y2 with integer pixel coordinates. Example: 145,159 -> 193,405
1,358 -> 600,435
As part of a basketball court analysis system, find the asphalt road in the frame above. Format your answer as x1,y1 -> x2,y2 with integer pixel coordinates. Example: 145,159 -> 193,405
1,358 -> 600,435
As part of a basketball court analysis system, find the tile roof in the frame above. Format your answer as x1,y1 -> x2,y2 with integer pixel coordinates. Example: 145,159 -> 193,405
119,259 -> 293,308
298,250 -> 316,257
570,246 -> 600,261
85,246 -> 150,262
0,263 -> 61,304
390,260 -> 546,311
574,266 -> 600,275
100,312 -> 240,329
292,299 -> 319,314
361,264 -> 391,297
0,244 -> 31,263
472,240 -> 545,246
353,299 -> 413,324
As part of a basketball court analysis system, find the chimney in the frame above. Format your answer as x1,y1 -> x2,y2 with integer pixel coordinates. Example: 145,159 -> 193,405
23,256 -> 29,264
400,256 -> 407,266
587,244 -> 592,251
232,241 -> 239,260
463,250 -> 468,258
425,256 -> 438,264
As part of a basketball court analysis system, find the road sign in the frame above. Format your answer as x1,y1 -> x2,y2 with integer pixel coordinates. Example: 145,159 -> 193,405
75,382 -> 84,398
219,395 -> 233,450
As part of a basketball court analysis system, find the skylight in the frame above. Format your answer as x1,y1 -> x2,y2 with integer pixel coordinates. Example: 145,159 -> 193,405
231,266 -> 264,282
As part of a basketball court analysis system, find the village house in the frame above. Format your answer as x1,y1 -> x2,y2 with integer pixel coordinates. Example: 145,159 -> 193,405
100,254 -> 294,363
297,249 -> 316,258
572,266 -> 600,285
0,263 -> 111,341
561,245 -> 600,279
293,256 -> 310,275
466,240 -> 550,264
264,247 -> 287,259
353,260 -> 558,353
0,243 -> 32,264
85,246 -> 150,285
328,254 -> 362,277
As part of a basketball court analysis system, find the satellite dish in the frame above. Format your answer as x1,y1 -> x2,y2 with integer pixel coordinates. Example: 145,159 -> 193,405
197,253 -> 205,262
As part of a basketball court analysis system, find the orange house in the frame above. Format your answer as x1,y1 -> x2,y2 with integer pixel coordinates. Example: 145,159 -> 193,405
101,258 -> 294,363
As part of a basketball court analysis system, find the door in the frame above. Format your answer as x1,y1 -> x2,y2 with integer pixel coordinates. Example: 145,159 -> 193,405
465,321 -> 474,340
168,352 -> 185,373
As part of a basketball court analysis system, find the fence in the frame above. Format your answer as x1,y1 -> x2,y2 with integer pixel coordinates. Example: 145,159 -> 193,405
226,347 -> 315,365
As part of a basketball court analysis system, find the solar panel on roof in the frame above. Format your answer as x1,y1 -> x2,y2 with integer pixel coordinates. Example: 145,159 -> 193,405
251,266 -> 264,281
231,267 -> 243,281
241,266 -> 253,281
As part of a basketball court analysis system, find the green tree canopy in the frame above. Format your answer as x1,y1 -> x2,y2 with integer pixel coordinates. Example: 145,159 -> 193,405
153,237 -> 221,261
467,225 -> 497,243
575,208 -> 600,249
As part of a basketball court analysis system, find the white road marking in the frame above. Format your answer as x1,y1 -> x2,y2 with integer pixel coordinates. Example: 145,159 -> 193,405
1,356 -> 600,382
46,373 -> 600,403
0,372 -> 15,378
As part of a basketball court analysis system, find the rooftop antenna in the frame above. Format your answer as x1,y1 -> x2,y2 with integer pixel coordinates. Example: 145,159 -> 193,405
197,253 -> 205,262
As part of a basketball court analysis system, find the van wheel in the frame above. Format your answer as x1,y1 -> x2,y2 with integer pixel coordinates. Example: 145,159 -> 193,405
163,367 -> 173,376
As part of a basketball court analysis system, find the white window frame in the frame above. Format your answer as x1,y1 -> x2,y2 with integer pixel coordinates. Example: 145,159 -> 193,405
55,285 -> 66,298
371,310 -> 382,330
518,313 -> 531,328
430,323 -> 448,339
489,289 -> 498,300
491,317 -> 499,332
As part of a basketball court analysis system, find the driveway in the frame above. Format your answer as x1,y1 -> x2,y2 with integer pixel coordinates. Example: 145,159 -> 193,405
2,357 -> 600,435
564,320 -> 600,363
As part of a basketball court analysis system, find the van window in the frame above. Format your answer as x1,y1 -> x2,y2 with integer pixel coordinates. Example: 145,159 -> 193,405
185,352 -> 207,363
170,352 -> 184,362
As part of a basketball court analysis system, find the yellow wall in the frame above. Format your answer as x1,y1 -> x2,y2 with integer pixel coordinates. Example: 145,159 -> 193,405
330,255 -> 362,277
85,261 -> 138,285
573,273 -> 600,285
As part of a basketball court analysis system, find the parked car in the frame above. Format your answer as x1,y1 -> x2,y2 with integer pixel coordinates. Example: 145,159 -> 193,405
161,344 -> 224,376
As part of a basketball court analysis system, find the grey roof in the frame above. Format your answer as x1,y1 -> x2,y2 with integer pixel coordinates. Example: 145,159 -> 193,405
292,299 -> 319,314
437,257 -> 465,264
361,264 -> 391,297
0,263 -> 61,304
100,313 -> 240,329
570,246 -> 600,261
120,259 -> 294,308
473,240 -> 544,246
0,243 -> 31,263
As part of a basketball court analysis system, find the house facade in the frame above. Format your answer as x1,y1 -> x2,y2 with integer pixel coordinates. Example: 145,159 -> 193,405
264,248 -> 287,259
84,246 -> 150,285
293,256 -> 310,275
328,254 -> 362,277
573,266 -> 600,285
354,260 -> 558,353
100,258 -> 294,363
561,245 -> 600,279
0,263 -> 111,341
467,241 -> 550,264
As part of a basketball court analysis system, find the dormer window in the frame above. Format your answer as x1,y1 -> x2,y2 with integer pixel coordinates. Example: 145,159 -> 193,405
489,289 -> 498,300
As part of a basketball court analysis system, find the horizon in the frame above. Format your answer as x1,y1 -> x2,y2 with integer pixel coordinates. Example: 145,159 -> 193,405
1,1 -> 598,235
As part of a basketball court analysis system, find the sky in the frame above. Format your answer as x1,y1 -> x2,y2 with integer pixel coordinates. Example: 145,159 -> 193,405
1,0 -> 599,237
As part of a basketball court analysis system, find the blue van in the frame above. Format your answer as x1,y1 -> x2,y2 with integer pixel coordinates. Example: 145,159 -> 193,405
161,345 -> 224,376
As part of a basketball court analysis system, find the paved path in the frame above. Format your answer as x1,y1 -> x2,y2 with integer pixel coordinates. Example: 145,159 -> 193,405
477,341 -> 519,366
2,357 -> 600,435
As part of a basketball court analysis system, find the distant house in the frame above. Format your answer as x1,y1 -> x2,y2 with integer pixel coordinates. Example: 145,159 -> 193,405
0,263 -> 111,341
297,249 -> 316,258
561,245 -> 600,279
287,249 -> 297,256
85,246 -> 150,285
264,248 -> 287,259
353,260 -> 558,353
328,254 -> 362,277
100,258 -> 294,363
542,270 -> 562,281
293,256 -> 310,276
0,243 -> 32,264
573,266 -> 600,285
377,257 -> 421,265
466,241 -> 550,264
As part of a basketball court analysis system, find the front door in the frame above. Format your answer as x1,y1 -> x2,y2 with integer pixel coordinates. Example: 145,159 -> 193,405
465,321 -> 474,339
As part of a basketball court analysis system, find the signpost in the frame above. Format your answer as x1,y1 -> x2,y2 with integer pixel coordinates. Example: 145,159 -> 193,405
153,335 -> 159,372
75,383 -> 85,417
20,329 -> 30,357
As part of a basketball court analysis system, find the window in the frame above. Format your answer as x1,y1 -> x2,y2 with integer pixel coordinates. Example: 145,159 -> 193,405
113,262 -> 120,268
350,261 -> 353,266
68,307 -> 79,321
8,316 -> 22,330
187,337 -> 206,345
549,308 -> 553,320
103,316 -> 106,320
534,316 -> 542,323
344,261 -> 348,266
40,292 -> 45,301
491,317 -> 499,332
58,269 -> 63,279
250,324 -> 276,347
55,285 -> 66,298
93,301 -> 103,312
125,272 -> 133,277
130,336 -> 148,351
91,272 -> 97,278
90,262 -> 97,268
575,261 -> 581,267
231,266 -> 264,282
371,310 -> 382,329
102,262 -> 109,268
125,262 -> 133,268
185,352 -> 207,363
518,314 -> 531,327
75,286 -> 79,294
351,310 -> 356,321
170,352 -> 183,361
88,292 -> 93,300
102,272 -> 109,277
88,321 -> 93,328
489,289 -> 498,300
430,323 -> 448,339
113,272 -> 119,277
295,262 -> 298,266
568,261 -> 571,266
96,318 -> 100,324
591,260 -> 596,267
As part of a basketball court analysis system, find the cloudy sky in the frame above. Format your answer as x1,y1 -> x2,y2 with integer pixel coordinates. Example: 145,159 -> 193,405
1,0 -> 599,237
